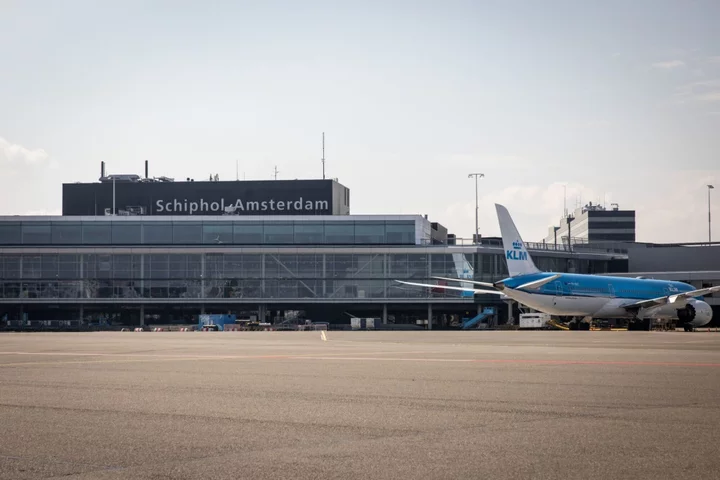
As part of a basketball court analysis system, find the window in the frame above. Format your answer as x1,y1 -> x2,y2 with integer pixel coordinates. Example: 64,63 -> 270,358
22,255 -> 42,279
0,224 -> 21,244
354,254 -> 384,277
169,255 -> 189,279
112,255 -> 140,279
111,223 -> 142,244
294,223 -> 324,244
386,222 -> 415,244
324,223 -> 354,244
41,255 -> 59,278
82,224 -> 111,244
355,223 -> 385,244
233,223 -> 263,244
2,255 -> 21,279
202,224 -> 233,244
173,223 -> 202,244
187,255 -> 202,278
241,254 -> 262,277
96,255 -> 112,278
148,254 -> 170,279
407,254 -> 428,277
51,224 -> 82,244
326,254 -> 354,278
263,223 -> 294,244
22,224 -> 51,244
58,255 -> 80,279
143,223 -> 173,244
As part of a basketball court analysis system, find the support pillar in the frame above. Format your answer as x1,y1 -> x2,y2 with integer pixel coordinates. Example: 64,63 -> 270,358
201,304 -> 206,315
382,304 -> 388,324
427,304 -> 433,330
139,254 -> 144,298
140,304 -> 145,326
322,254 -> 327,298
79,305 -> 84,327
200,254 -> 206,298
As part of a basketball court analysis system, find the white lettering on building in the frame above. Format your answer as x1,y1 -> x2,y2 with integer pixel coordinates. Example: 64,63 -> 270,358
154,197 -> 329,214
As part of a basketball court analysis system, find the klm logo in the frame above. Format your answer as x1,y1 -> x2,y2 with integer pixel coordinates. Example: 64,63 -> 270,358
507,240 -> 527,261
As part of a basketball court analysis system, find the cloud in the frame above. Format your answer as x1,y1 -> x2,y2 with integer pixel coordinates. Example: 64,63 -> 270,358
436,171 -> 719,244
0,137 -> 50,164
706,56 -> 720,64
440,182 -> 611,242
22,209 -> 62,216
674,79 -> 720,103
652,60 -> 685,69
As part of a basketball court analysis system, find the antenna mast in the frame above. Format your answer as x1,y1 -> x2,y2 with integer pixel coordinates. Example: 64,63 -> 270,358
236,159 -> 239,181
321,132 -> 326,180
273,165 -> 279,180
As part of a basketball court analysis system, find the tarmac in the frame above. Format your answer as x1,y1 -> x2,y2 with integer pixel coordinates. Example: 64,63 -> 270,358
1,330 -> 720,480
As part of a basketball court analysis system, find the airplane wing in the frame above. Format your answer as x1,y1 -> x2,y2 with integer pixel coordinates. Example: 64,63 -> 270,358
394,280 -> 505,295
514,274 -> 561,290
431,276 -> 496,289
622,285 -> 720,310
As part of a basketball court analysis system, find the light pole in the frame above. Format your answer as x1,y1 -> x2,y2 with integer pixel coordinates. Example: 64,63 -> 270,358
468,173 -> 484,243
709,185 -> 715,244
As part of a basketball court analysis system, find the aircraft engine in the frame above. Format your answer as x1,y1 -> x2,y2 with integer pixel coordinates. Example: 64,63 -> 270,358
677,299 -> 713,328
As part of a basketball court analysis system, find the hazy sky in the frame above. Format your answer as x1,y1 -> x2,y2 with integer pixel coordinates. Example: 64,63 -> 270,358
1,0 -> 719,242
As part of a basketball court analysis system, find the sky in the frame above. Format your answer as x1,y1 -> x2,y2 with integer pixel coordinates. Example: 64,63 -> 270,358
1,0 -> 719,243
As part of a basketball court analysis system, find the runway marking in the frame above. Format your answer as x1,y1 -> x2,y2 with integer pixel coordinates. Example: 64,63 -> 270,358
0,350 -> 439,367
0,350 -> 438,359
0,351 -> 719,368
284,357 -> 720,367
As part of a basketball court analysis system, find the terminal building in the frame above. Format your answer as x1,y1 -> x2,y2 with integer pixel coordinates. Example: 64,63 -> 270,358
545,202 -> 636,246
0,167 -> 716,329
0,165 -> 628,329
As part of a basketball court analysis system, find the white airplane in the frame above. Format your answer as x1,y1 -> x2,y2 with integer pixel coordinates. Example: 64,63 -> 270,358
397,204 -> 719,331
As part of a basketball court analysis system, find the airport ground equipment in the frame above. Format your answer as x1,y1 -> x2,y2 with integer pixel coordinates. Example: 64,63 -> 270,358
198,314 -> 237,331
461,307 -> 496,330
519,313 -> 551,329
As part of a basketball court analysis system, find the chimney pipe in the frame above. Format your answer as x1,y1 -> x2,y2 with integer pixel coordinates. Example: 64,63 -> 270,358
145,160 -> 148,179
101,161 -> 105,179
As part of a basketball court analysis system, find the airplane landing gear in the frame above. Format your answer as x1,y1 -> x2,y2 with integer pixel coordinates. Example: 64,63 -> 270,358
628,318 -> 651,331
568,317 -> 590,330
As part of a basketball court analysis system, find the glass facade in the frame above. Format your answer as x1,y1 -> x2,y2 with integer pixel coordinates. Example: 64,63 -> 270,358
0,250 -> 616,301
0,219 -> 418,246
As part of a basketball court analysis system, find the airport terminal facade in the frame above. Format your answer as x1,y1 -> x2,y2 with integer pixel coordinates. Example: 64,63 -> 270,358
0,214 -> 625,328
1,171 -> 716,329
0,172 -> 629,328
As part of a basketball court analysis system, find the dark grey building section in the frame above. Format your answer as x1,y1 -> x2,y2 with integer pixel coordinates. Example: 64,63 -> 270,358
546,203 -> 636,245
623,243 -> 720,273
62,179 -> 350,216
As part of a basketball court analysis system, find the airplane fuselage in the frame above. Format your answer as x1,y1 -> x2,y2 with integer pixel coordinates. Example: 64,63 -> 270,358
497,272 -> 713,327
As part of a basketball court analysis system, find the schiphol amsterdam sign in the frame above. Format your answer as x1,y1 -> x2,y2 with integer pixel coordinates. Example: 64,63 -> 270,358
155,197 -> 330,215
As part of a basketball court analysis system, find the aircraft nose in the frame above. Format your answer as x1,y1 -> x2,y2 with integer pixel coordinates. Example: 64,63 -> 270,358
494,281 -> 506,290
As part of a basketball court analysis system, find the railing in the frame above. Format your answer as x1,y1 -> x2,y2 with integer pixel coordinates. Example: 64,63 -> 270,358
422,237 -> 627,255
